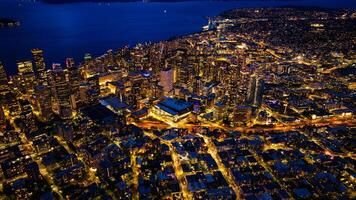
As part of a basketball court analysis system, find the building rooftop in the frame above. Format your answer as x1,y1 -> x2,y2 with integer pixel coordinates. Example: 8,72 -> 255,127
99,97 -> 127,111
156,97 -> 193,116
81,104 -> 117,123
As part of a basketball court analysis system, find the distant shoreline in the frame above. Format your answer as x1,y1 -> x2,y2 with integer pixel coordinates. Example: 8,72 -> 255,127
42,0 -> 298,4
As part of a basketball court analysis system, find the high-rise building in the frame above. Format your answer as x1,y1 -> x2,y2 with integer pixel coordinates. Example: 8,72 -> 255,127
19,99 -> 37,132
86,75 -> 100,104
17,60 -> 34,75
65,58 -> 81,108
246,74 -> 264,107
52,63 -> 62,71
254,78 -> 264,107
0,61 -> 9,97
175,49 -> 191,87
246,75 -> 256,105
31,49 -> 46,81
159,67 -> 174,96
107,49 -> 114,66
66,58 -> 75,69
0,105 -> 6,130
33,85 -> 53,122
17,61 -> 36,92
51,67 -> 73,119
84,53 -> 92,62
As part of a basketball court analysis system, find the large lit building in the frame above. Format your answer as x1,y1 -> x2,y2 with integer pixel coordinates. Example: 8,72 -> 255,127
246,74 -> 264,107
106,49 -> 114,66
159,67 -> 174,96
66,57 -> 75,68
0,61 -> 9,97
17,60 -> 34,75
51,67 -> 73,119
17,60 -> 36,92
31,48 -> 46,82
152,97 -> 193,122
66,59 -> 80,109
19,99 -> 37,132
4,91 -> 20,119
33,85 -> 53,122
0,105 -> 5,128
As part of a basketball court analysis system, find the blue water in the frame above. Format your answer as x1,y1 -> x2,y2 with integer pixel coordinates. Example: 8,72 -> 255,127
0,0 -> 354,75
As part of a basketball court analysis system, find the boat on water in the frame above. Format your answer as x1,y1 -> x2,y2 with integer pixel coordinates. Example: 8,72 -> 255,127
0,18 -> 20,27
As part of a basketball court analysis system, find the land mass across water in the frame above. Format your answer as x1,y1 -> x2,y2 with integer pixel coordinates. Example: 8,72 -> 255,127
42,0 -> 294,4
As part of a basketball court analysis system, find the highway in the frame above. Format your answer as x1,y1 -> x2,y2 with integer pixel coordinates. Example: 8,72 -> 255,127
132,114 -> 355,135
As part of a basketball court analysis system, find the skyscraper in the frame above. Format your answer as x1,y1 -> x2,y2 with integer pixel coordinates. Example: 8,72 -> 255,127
159,67 -> 174,96
0,105 -> 5,128
17,61 -> 36,92
66,58 -> 80,110
0,61 -> 9,96
106,49 -> 114,66
254,78 -> 264,107
66,58 -> 75,69
246,75 -> 256,105
31,48 -> 46,82
19,99 -> 37,132
51,67 -> 73,119
7,92 -> 21,118
17,60 -> 34,75
246,74 -> 264,107
33,85 -> 53,122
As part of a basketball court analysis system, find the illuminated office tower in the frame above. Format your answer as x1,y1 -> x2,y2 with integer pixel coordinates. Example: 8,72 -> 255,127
67,59 -> 80,109
66,58 -> 75,68
7,92 -> 21,118
0,61 -> 9,97
175,50 -> 189,86
87,75 -> 100,103
0,105 -> 5,128
159,67 -> 174,96
185,55 -> 197,85
177,61 -> 190,87
254,78 -> 264,107
17,60 -> 34,75
193,76 -> 202,95
172,66 -> 177,84
31,48 -> 46,82
84,53 -> 92,62
19,99 -> 36,132
79,83 -> 90,104
246,75 -> 256,105
17,61 -> 36,92
33,85 -> 53,122
231,56 -> 242,82
52,63 -> 62,71
246,74 -> 264,107
107,49 -> 114,66
51,67 -> 72,119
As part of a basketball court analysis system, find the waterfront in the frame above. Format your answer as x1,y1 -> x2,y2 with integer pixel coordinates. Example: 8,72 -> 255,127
0,0 -> 355,74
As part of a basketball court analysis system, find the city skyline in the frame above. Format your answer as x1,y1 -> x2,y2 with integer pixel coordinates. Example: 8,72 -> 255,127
0,2 -> 355,200
1,0 -> 355,74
